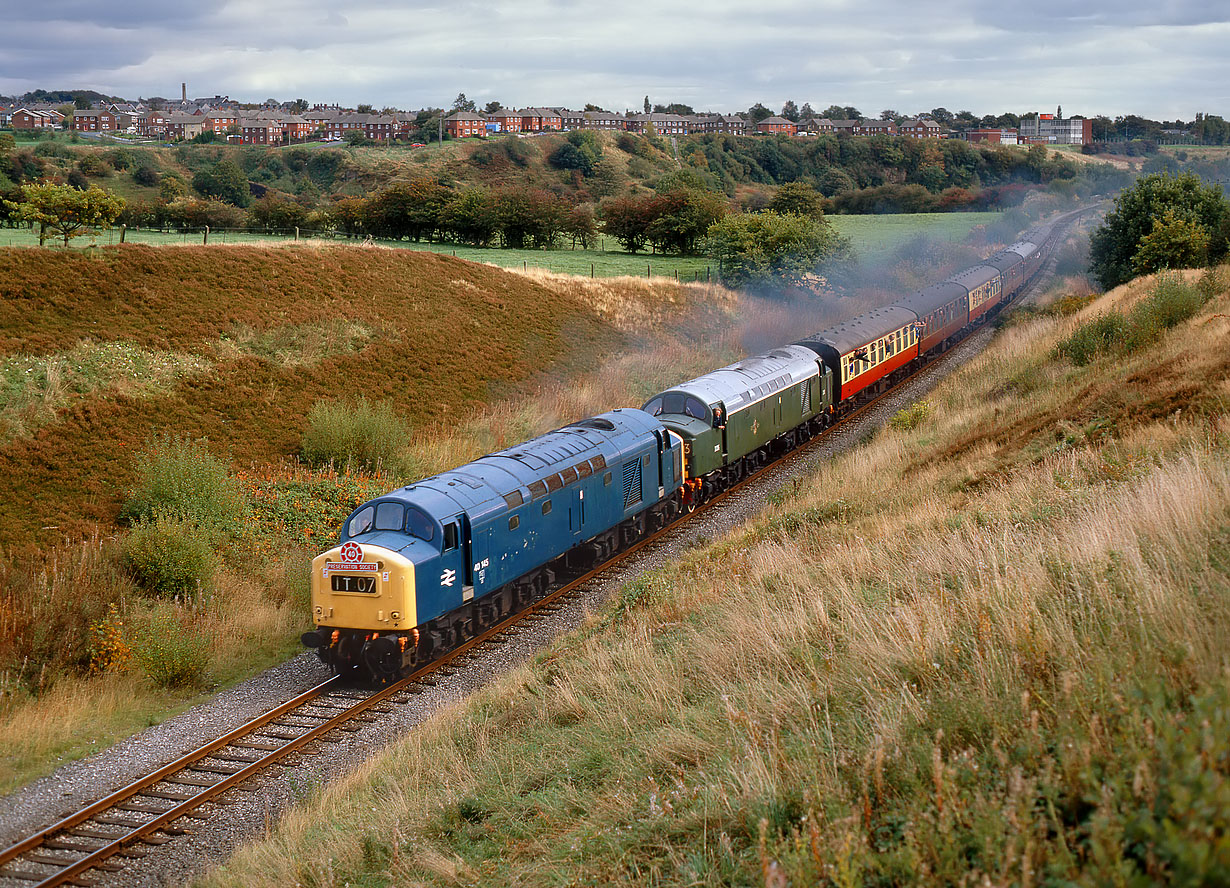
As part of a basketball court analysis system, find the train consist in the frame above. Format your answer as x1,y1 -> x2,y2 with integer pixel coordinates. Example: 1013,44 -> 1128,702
303,216 -> 1068,680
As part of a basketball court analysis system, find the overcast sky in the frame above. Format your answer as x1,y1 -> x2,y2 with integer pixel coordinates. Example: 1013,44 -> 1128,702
1,1 -> 1226,119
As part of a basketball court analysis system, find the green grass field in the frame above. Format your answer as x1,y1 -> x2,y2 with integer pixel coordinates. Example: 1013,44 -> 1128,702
0,211 -> 1003,278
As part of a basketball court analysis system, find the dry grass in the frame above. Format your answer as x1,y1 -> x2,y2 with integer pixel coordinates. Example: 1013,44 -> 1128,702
201,268 -> 1230,887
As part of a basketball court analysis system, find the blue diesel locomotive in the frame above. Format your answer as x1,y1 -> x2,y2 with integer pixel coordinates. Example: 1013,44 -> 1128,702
303,410 -> 683,678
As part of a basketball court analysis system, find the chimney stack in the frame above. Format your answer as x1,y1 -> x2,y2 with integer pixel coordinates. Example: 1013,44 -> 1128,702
182,82 -> 187,103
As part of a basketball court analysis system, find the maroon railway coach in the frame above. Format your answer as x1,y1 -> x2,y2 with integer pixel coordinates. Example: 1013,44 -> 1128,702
794,305 -> 920,404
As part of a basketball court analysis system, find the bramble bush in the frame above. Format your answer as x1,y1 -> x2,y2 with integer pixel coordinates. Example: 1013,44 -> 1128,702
299,397 -> 413,476
129,608 -> 210,689
119,437 -> 247,533
121,515 -> 217,598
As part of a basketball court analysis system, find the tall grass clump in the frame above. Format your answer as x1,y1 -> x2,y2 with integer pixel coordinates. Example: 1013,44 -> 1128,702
121,515 -> 217,598
129,608 -> 210,689
300,397 -> 413,476
119,436 -> 247,532
1055,273 -> 1208,366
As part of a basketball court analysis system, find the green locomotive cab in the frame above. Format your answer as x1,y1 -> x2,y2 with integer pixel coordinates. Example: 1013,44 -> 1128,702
643,346 -> 832,502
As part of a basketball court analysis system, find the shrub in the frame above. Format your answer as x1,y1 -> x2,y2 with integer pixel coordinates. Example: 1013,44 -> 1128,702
132,165 -> 160,187
300,397 -> 412,476
121,515 -> 218,598
1054,313 -> 1129,366
119,437 -> 247,532
889,400 -> 932,431
129,608 -> 210,689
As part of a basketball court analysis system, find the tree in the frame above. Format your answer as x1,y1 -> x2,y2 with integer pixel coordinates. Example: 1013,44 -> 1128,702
192,159 -> 250,207
747,103 -> 773,124
483,100 -> 503,114
289,98 -> 308,113
822,105 -> 861,121
705,211 -> 851,290
781,100 -> 800,122
356,103 -> 374,114
929,107 -> 954,125
600,195 -> 655,253
583,103 -> 605,112
643,96 -> 651,114
441,188 -> 498,246
12,182 -> 125,246
451,93 -> 476,113
1131,210 -> 1210,274
1089,172 -> 1230,288
879,109 -> 899,121
768,181 -> 824,218
799,102 -> 816,120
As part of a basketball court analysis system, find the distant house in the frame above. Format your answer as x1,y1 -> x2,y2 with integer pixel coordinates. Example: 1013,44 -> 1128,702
71,109 -> 117,132
204,110 -> 239,134
583,110 -> 623,130
898,118 -> 942,139
164,112 -> 207,140
625,113 -> 689,135
490,109 -> 523,133
798,118 -> 835,135
854,119 -> 896,136
13,108 -> 64,130
445,112 -> 486,138
756,116 -> 797,136
137,110 -> 167,137
830,119 -> 858,135
519,108 -> 563,131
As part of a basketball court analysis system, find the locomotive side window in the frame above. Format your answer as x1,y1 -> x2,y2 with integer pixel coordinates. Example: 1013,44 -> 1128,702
542,500 -> 553,515
375,502 -> 405,531
509,515 -> 520,531
348,506 -> 375,537
443,522 -> 459,552
406,507 -> 435,543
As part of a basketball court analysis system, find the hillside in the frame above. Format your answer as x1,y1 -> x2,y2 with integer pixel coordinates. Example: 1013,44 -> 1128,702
201,265 -> 1230,886
0,244 -> 627,548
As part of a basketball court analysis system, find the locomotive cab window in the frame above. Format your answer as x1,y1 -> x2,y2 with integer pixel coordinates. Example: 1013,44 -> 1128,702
406,507 -> 435,543
375,502 -> 405,531
647,393 -> 708,420
348,506 -> 375,537
442,522 -> 459,551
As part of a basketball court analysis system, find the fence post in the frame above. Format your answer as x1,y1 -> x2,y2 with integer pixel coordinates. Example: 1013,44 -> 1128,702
706,266 -> 710,283
119,224 -> 126,244
591,263 -> 594,278
647,263 -> 650,278
675,269 -> 678,281
203,225 -> 209,245
295,227 -> 300,241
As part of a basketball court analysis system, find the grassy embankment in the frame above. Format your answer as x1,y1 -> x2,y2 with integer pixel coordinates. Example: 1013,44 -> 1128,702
0,213 -> 1022,796
204,265 -> 1229,886
0,243 -> 739,794
0,212 -> 1003,279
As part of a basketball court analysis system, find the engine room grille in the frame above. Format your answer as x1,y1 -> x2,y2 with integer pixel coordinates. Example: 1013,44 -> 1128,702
622,459 -> 643,508
801,382 -> 811,414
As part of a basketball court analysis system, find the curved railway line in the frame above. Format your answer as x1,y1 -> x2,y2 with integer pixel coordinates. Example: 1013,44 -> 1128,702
0,209 -> 1091,888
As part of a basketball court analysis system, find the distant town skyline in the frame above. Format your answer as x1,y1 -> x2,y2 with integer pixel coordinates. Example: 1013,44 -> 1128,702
2,1 -> 1226,120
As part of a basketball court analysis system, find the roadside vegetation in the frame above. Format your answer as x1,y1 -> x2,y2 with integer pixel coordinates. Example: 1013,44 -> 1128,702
201,263 -> 1230,888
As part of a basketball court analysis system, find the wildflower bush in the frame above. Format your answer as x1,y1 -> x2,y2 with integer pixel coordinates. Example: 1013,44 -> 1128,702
299,397 -> 413,476
129,608 -> 210,689
119,436 -> 247,533
87,603 -> 132,674
121,515 -> 217,597
239,466 -> 391,550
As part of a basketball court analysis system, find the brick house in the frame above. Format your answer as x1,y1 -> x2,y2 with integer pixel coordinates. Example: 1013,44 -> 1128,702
756,116 -> 797,135
205,110 -> 239,135
164,112 -> 207,140
520,108 -> 562,131
283,114 -> 317,141
898,118 -> 942,138
13,108 -> 64,129
490,109 -> 523,132
445,112 -> 486,138
72,109 -> 117,132
137,110 -> 167,136
583,110 -> 623,130
854,119 -> 896,135
625,113 -> 689,135
798,118 -> 835,135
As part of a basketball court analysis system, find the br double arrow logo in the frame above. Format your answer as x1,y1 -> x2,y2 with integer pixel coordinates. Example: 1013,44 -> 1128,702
440,568 -> 457,587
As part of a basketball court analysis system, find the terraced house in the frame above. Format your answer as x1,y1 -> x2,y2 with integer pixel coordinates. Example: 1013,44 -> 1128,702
71,109 -> 116,132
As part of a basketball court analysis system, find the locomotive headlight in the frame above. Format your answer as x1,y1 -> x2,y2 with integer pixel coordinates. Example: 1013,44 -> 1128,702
315,606 -> 323,615
391,611 -> 401,620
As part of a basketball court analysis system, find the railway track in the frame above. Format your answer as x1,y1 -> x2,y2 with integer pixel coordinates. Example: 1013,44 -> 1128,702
0,211 -> 1088,888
